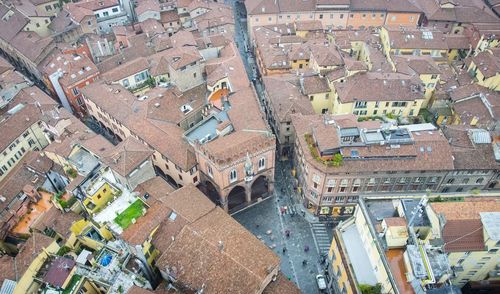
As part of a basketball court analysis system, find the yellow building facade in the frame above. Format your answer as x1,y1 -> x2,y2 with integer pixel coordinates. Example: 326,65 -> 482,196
70,219 -> 113,251
467,58 -> 500,91
332,94 -> 424,118
14,239 -> 60,294
82,181 -> 118,214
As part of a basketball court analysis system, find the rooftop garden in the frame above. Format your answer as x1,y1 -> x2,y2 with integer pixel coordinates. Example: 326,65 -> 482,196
114,200 -> 146,229
357,115 -> 384,122
63,274 -> 82,294
54,191 -> 77,210
130,77 -> 156,93
65,167 -> 78,179
428,195 -> 465,203
304,134 -> 343,167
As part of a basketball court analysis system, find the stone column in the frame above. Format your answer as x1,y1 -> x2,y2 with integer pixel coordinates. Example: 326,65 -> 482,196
245,182 -> 252,203
220,190 -> 229,213
268,171 -> 275,194
221,197 -> 229,212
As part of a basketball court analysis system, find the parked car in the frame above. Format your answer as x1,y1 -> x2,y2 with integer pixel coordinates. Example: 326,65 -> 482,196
316,274 -> 327,290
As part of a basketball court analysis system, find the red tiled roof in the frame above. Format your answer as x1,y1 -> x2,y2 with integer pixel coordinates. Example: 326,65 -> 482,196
442,219 -> 485,252
43,257 -> 76,287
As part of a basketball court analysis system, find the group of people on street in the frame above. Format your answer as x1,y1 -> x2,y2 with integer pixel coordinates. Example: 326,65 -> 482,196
282,229 -> 310,266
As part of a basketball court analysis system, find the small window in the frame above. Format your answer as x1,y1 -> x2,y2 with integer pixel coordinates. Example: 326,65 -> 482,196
258,158 -> 265,170
112,8 -> 119,13
229,169 -> 237,182
207,165 -> 213,178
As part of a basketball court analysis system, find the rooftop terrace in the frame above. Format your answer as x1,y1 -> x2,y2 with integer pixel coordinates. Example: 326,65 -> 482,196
184,103 -> 231,144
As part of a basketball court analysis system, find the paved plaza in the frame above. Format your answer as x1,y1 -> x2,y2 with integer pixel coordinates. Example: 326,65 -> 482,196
234,161 -> 333,293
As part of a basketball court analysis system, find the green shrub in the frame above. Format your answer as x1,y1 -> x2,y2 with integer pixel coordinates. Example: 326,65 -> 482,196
359,283 -> 382,294
57,246 -> 71,256
304,134 -> 343,167
66,168 -> 77,179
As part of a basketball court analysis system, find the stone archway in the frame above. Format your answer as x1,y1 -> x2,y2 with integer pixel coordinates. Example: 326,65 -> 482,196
227,185 -> 246,212
154,166 -> 178,188
251,175 -> 268,200
200,181 -> 221,205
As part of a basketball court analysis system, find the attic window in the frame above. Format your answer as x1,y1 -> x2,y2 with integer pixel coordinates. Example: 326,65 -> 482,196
169,211 -> 177,221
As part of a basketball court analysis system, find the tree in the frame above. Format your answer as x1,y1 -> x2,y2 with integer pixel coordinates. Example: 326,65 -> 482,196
359,283 -> 382,294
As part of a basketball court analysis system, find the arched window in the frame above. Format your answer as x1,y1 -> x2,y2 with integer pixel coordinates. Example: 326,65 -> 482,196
476,178 -> 484,184
258,157 -> 265,170
229,169 -> 237,183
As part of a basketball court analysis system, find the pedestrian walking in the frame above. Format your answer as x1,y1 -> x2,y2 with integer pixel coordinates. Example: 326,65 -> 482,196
304,245 -> 309,252
282,247 -> 286,254
285,230 -> 290,238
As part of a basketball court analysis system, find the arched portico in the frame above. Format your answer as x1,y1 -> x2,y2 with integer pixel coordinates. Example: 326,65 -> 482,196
203,181 -> 221,205
226,185 -> 246,213
251,175 -> 269,201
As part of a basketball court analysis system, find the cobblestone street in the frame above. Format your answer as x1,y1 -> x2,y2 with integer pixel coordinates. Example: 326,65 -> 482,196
234,161 -> 332,293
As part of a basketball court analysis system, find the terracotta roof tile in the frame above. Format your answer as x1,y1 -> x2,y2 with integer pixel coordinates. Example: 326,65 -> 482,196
81,83 -> 197,170
431,201 -> 500,221
31,206 -> 81,239
301,75 -> 330,95
101,137 -> 153,177
0,152 -> 52,213
15,232 -> 55,276
384,217 -> 407,227
156,208 -> 280,293
135,176 -> 175,204
0,256 -> 16,284
102,57 -> 150,82
292,113 -> 455,173
262,75 -> 314,123
136,0 -> 160,16
334,72 -> 423,103
263,272 -> 301,294
122,202 -> 172,245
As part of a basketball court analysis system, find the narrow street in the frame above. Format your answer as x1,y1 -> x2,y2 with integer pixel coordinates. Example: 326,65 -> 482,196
228,1 -> 335,293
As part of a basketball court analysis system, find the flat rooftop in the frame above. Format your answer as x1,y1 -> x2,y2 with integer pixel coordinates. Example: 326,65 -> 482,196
386,249 -> 415,294
68,148 -> 100,176
184,108 -> 230,144
401,199 -> 431,227
342,222 -> 378,285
